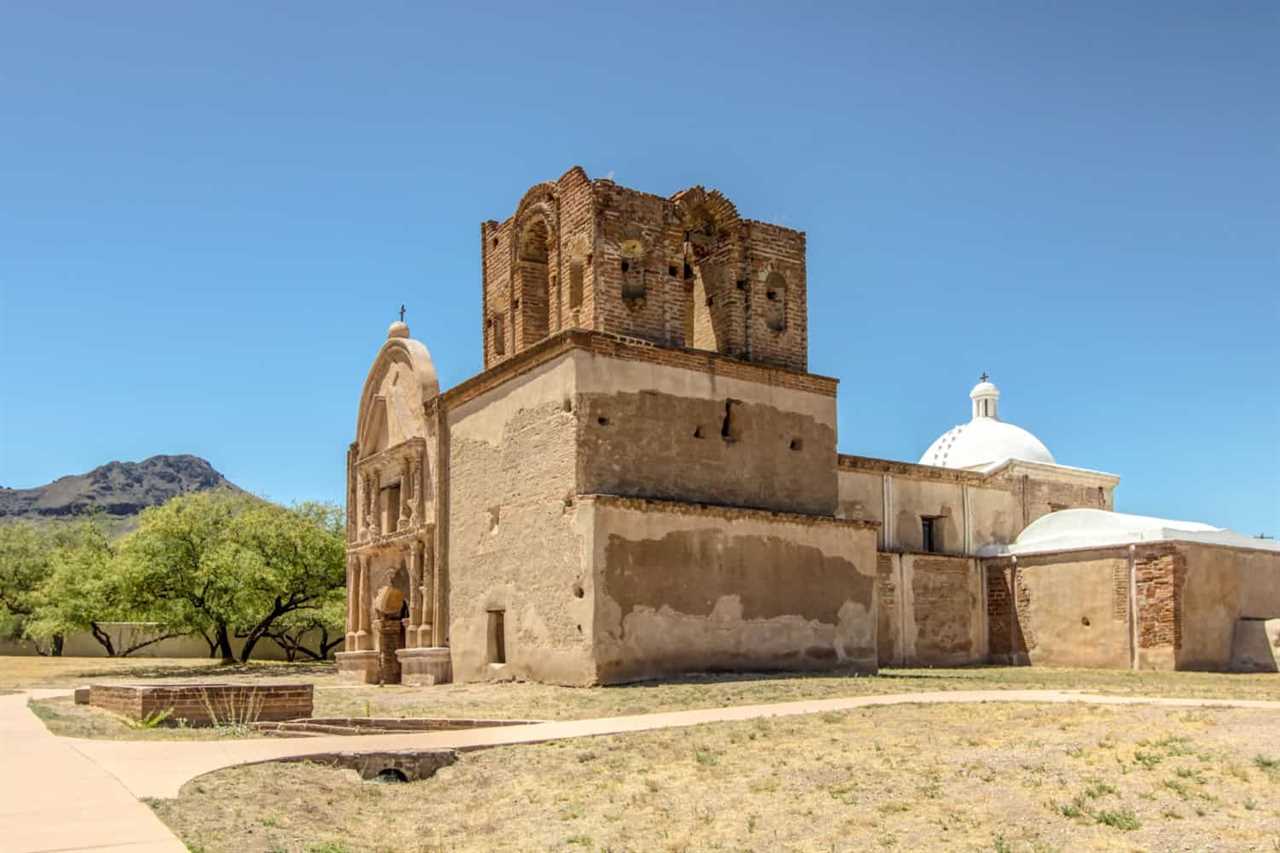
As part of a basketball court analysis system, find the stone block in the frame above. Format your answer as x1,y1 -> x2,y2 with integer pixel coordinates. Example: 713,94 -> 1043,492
335,650 -> 380,684
73,686 -> 91,705
397,646 -> 453,686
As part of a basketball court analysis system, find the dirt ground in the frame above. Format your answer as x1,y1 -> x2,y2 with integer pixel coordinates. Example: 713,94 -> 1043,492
0,656 -> 331,689
13,656 -> 1280,741
150,702 -> 1280,852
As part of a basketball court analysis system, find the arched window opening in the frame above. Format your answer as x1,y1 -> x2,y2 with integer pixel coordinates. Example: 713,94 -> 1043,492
490,313 -> 506,356
764,271 -> 787,332
620,239 -> 646,304
517,218 -> 551,346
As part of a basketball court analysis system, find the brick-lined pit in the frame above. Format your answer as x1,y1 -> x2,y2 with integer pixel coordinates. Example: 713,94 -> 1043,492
89,684 -> 313,726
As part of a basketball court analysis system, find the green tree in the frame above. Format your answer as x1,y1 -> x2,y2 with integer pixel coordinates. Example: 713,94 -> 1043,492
119,491 -> 345,663
26,518 -> 181,656
265,590 -> 347,661
0,521 -> 65,654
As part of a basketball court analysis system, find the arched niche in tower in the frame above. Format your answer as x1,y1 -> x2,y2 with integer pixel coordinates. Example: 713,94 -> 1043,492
516,215 -> 552,345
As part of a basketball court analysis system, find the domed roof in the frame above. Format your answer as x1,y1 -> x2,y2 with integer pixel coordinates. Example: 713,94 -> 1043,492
919,376 -> 1055,469
977,508 -> 1280,556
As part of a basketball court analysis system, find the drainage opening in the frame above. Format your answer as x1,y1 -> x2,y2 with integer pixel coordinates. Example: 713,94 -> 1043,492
371,768 -> 409,784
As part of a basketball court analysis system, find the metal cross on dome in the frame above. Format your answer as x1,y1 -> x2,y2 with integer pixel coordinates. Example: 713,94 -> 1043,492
399,304 -> 406,322
979,371 -> 990,383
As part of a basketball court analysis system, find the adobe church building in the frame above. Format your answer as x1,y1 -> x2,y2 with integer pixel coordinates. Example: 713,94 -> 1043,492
335,167 -> 1280,687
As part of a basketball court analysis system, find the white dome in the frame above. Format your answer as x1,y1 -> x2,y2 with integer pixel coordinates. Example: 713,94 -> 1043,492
976,508 -> 1279,556
919,376 -> 1055,469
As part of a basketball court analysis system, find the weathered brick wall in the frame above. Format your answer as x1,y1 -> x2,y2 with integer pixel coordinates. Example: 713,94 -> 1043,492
1018,474 -> 1113,524
911,555 -> 977,664
482,167 -> 596,370
89,684 -> 312,726
877,553 -> 899,665
742,220 -> 807,371
1135,544 -> 1184,652
480,169 -> 809,373
986,563 -> 1015,659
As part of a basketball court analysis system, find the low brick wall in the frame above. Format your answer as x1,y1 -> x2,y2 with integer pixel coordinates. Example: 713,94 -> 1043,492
89,683 -> 313,726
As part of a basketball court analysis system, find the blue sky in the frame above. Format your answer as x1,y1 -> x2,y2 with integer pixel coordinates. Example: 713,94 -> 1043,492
1,2 -> 1277,534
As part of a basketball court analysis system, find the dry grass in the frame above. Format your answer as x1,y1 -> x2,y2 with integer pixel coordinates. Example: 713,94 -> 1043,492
27,695 -> 266,741
310,667 -> 1280,723
0,655 -> 332,689
13,656 -> 1280,744
151,702 -> 1280,852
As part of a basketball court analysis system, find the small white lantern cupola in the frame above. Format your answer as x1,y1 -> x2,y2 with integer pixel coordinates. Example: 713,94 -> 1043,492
970,372 -> 1000,420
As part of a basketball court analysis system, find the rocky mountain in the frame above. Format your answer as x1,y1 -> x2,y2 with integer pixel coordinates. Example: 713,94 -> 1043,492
0,455 -> 240,521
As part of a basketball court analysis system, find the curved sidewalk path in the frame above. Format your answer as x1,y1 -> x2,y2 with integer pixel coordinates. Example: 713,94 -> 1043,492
4,688 -> 1279,852
0,690 -> 185,853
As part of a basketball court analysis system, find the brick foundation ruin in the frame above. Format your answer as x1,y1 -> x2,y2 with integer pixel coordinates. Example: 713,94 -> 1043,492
89,683 -> 313,726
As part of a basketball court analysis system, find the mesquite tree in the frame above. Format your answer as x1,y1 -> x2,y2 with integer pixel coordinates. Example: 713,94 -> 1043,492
118,491 -> 345,663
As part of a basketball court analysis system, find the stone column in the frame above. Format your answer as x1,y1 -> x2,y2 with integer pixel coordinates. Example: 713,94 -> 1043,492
368,472 -> 381,537
406,459 -> 418,526
399,458 -> 412,529
354,475 -> 364,542
361,474 -> 372,539
420,542 -> 434,647
356,556 -> 371,650
345,556 -> 357,648
408,540 -> 423,648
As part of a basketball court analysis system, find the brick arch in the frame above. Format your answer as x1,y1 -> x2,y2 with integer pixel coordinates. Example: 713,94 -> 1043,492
672,188 -> 745,357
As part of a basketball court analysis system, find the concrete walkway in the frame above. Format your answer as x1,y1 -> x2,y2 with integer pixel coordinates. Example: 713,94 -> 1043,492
5,688 -> 1279,851
0,691 -> 185,853
61,689 -> 1280,799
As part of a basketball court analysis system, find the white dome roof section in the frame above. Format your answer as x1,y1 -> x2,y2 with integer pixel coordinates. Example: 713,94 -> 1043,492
979,508 -> 1279,556
919,375 -> 1055,469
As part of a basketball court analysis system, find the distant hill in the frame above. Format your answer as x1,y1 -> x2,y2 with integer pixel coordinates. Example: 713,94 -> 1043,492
0,455 -> 241,525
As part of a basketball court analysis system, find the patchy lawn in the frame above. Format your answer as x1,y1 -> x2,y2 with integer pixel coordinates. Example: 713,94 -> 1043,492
28,695 -> 267,741
150,702 -> 1280,852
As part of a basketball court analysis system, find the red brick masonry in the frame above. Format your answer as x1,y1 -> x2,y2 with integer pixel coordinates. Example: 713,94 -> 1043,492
89,683 -> 313,726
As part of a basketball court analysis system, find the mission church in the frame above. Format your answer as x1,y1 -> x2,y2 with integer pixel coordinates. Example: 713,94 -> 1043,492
336,167 -> 1280,686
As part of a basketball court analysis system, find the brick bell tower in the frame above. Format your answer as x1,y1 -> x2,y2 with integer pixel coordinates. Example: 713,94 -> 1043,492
479,166 -> 809,373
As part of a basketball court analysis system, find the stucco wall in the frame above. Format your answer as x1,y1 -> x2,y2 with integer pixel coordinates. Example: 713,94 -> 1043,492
1178,543 -> 1280,670
836,458 -> 1111,558
446,354 -> 596,685
575,350 -> 838,516
587,495 -> 878,684
876,553 -> 986,667
985,551 -> 1132,669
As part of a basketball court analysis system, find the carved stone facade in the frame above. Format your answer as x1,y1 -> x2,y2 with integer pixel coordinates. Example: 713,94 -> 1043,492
335,323 -> 451,685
